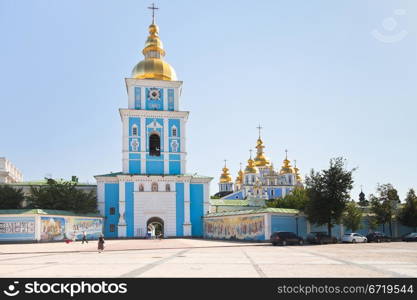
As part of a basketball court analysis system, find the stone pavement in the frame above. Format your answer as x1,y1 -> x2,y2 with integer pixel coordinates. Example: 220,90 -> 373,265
0,239 -> 416,277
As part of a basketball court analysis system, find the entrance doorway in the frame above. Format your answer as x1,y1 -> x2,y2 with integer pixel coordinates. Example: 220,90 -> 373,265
147,217 -> 164,238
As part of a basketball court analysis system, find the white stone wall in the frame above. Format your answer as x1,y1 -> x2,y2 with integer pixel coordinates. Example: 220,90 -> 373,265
133,191 -> 177,237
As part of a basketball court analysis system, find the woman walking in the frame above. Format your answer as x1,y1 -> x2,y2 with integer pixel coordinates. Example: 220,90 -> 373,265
98,234 -> 105,253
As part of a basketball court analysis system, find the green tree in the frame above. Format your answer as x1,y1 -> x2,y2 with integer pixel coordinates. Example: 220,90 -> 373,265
27,179 -> 97,213
0,185 -> 25,209
304,157 -> 355,236
398,189 -> 417,231
266,187 -> 309,211
370,183 -> 400,236
342,201 -> 363,232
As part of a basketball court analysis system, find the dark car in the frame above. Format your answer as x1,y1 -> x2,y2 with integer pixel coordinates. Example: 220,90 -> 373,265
366,232 -> 391,243
307,232 -> 338,244
270,231 -> 304,246
403,233 -> 417,242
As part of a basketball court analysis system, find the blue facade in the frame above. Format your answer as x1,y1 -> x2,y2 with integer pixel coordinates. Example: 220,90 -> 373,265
168,88 -> 175,111
134,87 -> 141,109
129,153 -> 141,174
125,182 -> 134,237
190,184 -> 204,236
176,183 -> 185,236
104,183 -> 119,238
224,190 -> 244,200
146,154 -> 164,174
145,88 -> 164,110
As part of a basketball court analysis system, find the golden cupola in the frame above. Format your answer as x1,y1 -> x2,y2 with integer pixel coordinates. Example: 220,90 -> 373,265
280,151 -> 294,174
235,164 -> 244,184
253,129 -> 270,167
131,20 -> 177,81
245,153 -> 258,174
293,160 -> 302,182
219,162 -> 232,183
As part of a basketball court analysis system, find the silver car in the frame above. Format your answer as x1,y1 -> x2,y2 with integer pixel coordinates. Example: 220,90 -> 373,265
342,233 -> 367,243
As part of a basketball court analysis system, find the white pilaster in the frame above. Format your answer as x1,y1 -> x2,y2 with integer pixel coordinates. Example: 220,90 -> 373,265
183,181 -> 192,236
118,181 -> 127,237
141,87 -> 146,109
203,182 -> 210,215
140,117 -> 146,174
97,181 -> 105,216
163,88 -> 168,110
128,84 -> 134,109
122,116 -> 129,173
264,214 -> 271,240
163,118 -> 169,174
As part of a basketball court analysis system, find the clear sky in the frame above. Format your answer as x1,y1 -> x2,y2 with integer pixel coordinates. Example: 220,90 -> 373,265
0,0 -> 416,200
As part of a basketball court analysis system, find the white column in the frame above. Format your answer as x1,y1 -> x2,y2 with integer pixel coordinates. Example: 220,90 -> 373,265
183,181 -> 192,236
163,118 -> 169,174
140,117 -> 146,174
35,215 -> 41,241
118,181 -> 126,237
127,84 -> 134,109
203,182 -> 210,215
163,88 -> 168,110
306,220 -> 311,234
264,214 -> 271,240
174,87 -> 179,111
97,181 -> 105,216
122,116 -> 129,173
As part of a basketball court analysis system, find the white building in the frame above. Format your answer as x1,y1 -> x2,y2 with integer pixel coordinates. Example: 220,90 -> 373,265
0,157 -> 23,183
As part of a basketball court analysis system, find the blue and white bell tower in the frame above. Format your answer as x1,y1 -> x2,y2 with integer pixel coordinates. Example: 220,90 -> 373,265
95,7 -> 212,239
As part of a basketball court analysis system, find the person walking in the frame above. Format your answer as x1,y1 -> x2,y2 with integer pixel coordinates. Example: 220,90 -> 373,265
98,234 -> 105,253
81,231 -> 88,244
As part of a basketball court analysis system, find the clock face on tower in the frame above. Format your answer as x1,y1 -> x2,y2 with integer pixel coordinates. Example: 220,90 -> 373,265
149,88 -> 160,100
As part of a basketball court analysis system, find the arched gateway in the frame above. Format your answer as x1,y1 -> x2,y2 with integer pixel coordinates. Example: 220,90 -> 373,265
147,217 -> 164,237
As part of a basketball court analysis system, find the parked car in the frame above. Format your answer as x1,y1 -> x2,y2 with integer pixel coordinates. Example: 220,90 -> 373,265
366,232 -> 391,243
402,232 -> 417,242
306,232 -> 338,244
270,231 -> 304,246
342,233 -> 367,243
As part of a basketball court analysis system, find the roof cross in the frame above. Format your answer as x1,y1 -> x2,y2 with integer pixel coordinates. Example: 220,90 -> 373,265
148,3 -> 159,24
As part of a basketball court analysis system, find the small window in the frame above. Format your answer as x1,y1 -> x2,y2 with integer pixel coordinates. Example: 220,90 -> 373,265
172,127 -> 177,137
165,184 -> 171,192
271,190 -> 274,196
110,224 -> 115,232
132,126 -> 138,136
151,182 -> 158,192
139,184 -> 144,192
109,207 -> 115,215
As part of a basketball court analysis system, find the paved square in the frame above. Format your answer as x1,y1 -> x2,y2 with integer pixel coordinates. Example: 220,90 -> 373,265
0,239 -> 416,277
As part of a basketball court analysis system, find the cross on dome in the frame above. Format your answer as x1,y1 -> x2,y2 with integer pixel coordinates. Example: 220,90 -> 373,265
148,3 -> 159,24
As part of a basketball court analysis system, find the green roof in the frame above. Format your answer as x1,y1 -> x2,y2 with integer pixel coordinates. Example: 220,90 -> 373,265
0,209 -> 102,217
210,199 -> 249,206
206,207 -> 300,217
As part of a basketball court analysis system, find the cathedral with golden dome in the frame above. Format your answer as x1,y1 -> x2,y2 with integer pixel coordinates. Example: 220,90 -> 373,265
216,127 -> 302,201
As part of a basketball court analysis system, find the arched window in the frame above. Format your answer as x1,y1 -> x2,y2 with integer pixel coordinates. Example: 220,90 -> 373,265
165,184 -> 171,192
139,184 -> 144,192
151,182 -> 158,192
132,125 -> 138,136
149,133 -> 161,156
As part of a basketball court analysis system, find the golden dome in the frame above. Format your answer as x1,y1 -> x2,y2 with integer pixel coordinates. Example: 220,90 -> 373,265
254,138 -> 270,167
235,166 -> 244,184
293,161 -> 302,182
131,23 -> 177,81
280,151 -> 294,174
245,157 -> 258,174
220,163 -> 232,183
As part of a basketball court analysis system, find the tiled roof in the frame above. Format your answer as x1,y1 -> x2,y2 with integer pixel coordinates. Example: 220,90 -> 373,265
210,199 -> 249,206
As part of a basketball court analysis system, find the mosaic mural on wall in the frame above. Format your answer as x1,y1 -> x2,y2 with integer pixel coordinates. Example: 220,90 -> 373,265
69,218 -> 103,240
0,217 -> 36,241
204,215 -> 265,240
40,217 -> 66,241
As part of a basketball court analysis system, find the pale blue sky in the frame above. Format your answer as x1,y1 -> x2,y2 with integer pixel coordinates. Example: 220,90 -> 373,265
0,0 -> 416,200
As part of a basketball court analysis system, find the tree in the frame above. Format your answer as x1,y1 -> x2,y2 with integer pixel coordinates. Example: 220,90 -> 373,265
370,183 -> 400,236
398,189 -> 417,231
27,179 -> 97,213
342,201 -> 363,232
304,157 -> 355,236
0,185 -> 25,209
266,187 -> 309,211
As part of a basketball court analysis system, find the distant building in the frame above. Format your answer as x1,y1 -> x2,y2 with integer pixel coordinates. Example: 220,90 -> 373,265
0,157 -> 23,183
